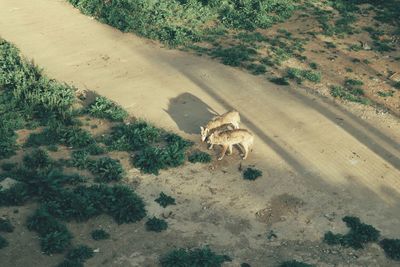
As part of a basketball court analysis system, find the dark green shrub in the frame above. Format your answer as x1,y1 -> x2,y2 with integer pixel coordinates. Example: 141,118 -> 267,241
91,229 -> 110,240
0,120 -> 18,159
160,246 -> 231,267
246,63 -> 267,75
270,77 -> 290,85
280,260 -> 314,267
393,81 -> 400,89
164,133 -> 193,150
330,85 -> 368,104
23,148 -> 51,169
66,245 -> 94,263
243,168 -> 262,181
379,239 -> 400,261
57,260 -> 83,267
40,230 -> 73,255
70,150 -> 91,169
104,121 -> 160,151
87,96 -> 128,122
0,162 -> 17,171
0,235 -> 8,249
132,146 -> 168,175
146,217 -> 168,232
89,157 -> 124,182
0,183 -> 30,206
210,45 -> 257,66
84,143 -> 106,155
155,192 -> 176,208
188,151 -> 212,163
344,79 -> 364,87
287,68 -> 321,84
324,216 -> 380,249
0,218 -> 14,232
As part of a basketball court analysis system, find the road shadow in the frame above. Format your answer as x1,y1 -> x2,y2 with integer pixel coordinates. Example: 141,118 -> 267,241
164,92 -> 217,134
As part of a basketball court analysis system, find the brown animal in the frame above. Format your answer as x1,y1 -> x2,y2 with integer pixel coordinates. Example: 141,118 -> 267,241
207,129 -> 254,160
205,123 -> 235,150
200,111 -> 240,142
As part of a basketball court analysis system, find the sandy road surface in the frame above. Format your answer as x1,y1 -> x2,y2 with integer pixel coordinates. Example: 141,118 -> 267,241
0,0 -> 400,266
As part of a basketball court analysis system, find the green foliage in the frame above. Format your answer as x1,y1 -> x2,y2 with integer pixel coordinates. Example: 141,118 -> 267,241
309,62 -> 318,70
324,216 -> 380,249
89,157 -> 124,182
70,150 -> 91,169
0,218 -> 14,233
377,91 -> 394,97
379,239 -> 400,261
210,45 -> 257,66
66,245 -> 94,263
344,79 -> 364,87
40,230 -> 73,255
91,229 -> 110,240
280,260 -> 314,267
270,77 -> 290,85
146,217 -> 168,232
243,168 -> 262,181
104,121 -> 160,151
87,96 -> 128,122
0,235 -> 8,249
393,82 -> 400,90
155,192 -> 176,208
23,148 -> 52,169
0,162 -> 17,172
188,151 -> 212,163
287,68 -> 321,84
160,246 -> 231,267
330,85 -> 368,104
0,183 -> 30,206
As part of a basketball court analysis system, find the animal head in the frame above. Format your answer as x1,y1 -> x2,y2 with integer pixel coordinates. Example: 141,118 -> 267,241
200,126 -> 209,142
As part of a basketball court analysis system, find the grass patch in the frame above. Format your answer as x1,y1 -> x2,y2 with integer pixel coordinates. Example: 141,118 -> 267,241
393,82 -> 400,90
210,45 -> 257,67
146,217 -> 168,232
344,79 -> 364,87
324,216 -> 380,249
0,162 -> 17,172
91,229 -> 110,241
0,183 -> 30,206
330,85 -> 368,104
155,192 -> 176,208
243,168 -> 263,181
0,235 -> 8,249
377,91 -> 394,97
0,218 -> 14,233
87,96 -> 128,122
160,246 -> 231,267
88,157 -> 124,183
270,77 -> 290,86
379,239 -> 400,261
188,151 -> 212,163
286,68 -> 321,84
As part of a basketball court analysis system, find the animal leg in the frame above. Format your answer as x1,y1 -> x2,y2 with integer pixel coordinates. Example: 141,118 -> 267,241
208,143 -> 214,150
227,144 -> 233,155
242,144 -> 249,159
218,145 -> 228,160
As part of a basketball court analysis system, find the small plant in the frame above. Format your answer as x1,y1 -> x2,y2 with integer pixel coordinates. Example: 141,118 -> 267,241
23,148 -> 52,169
0,183 -> 30,206
155,192 -> 176,208
344,79 -> 363,87
280,260 -> 314,267
210,45 -> 257,67
0,162 -> 17,172
66,245 -> 94,262
246,63 -> 267,75
270,77 -> 290,86
0,218 -> 14,232
87,96 -> 128,122
393,82 -> 400,90
70,150 -> 91,169
330,85 -> 368,104
160,247 -> 231,267
377,91 -> 394,97
91,229 -> 110,240
287,68 -> 321,84
89,157 -> 124,182
188,151 -> 212,163
379,239 -> 400,261
324,216 -> 380,249
146,217 -> 168,232
243,168 -> 262,181
0,235 -> 8,249
40,230 -> 73,255
309,62 -> 318,70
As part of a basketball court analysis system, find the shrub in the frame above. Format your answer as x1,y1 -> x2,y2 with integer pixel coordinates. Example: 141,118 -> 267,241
324,216 -> 380,249
393,81 -> 400,89
0,162 -> 17,172
146,217 -> 168,232
87,96 -> 128,122
0,183 -> 30,206
40,230 -> 73,255
188,151 -> 212,163
246,63 -> 267,75
91,229 -> 110,240
160,247 -> 231,267
287,68 -> 321,84
0,120 -> 18,159
270,77 -> 290,85
330,85 -> 368,104
132,146 -> 169,175
0,218 -> 14,232
70,150 -> 91,169
155,192 -> 176,208
243,168 -> 262,181
210,45 -> 257,66
66,245 -> 94,263
0,235 -> 8,249
57,260 -> 83,267
23,148 -> 52,169
89,157 -> 124,182
280,260 -> 314,267
344,79 -> 364,87
379,239 -> 400,261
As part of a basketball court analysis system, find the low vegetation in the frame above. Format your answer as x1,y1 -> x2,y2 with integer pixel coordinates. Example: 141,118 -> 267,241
243,167 -> 263,181
188,150 -> 212,163
379,239 -> 400,261
145,217 -> 168,232
155,192 -> 176,208
58,245 -> 94,267
91,229 -> 110,241
280,261 -> 314,267
87,96 -> 128,122
0,218 -> 14,233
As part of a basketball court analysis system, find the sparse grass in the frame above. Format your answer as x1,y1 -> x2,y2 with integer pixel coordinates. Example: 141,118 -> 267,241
155,192 -> 176,208
377,91 -> 394,97
91,229 -> 110,241
330,85 -> 368,104
87,96 -> 128,122
379,239 -> 400,261
287,68 -> 321,84
243,168 -> 263,181
0,218 -> 14,233
146,217 -> 168,232
188,151 -> 212,164
280,260 -> 314,267
160,247 -> 231,267
324,216 -> 380,249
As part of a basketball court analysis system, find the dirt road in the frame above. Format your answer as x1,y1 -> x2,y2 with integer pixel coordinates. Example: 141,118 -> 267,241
0,0 -> 399,266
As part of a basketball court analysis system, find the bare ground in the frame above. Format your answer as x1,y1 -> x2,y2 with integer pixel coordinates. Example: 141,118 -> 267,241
0,0 -> 399,266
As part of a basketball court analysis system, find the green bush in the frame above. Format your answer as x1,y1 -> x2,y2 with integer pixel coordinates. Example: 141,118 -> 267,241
243,168 -> 262,181
379,239 -> 400,261
40,230 -> 73,255
0,235 -> 8,249
66,245 -> 94,263
287,68 -> 321,84
330,85 -> 368,104
89,157 -> 124,182
23,148 -> 52,169
210,45 -> 257,66
87,96 -> 128,122
0,162 -> 17,172
160,246 -> 231,267
0,218 -> 14,233
188,151 -> 212,163
70,150 -> 91,169
280,260 -> 314,267
344,79 -> 364,87
393,81 -> 400,89
0,183 -> 30,206
155,192 -> 176,208
146,217 -> 168,232
91,229 -> 110,240
324,216 -> 380,249
270,77 -> 290,85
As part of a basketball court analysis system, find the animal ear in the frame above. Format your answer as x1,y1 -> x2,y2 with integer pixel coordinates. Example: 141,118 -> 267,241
200,126 -> 204,132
